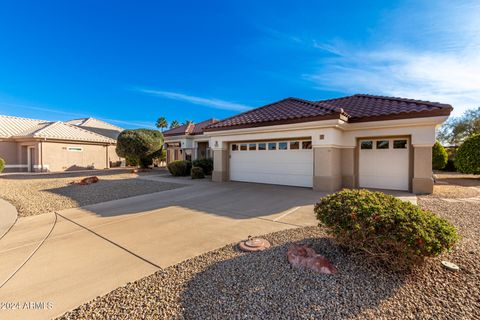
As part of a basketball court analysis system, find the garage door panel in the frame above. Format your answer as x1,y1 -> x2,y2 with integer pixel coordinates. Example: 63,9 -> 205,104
230,146 -> 313,188
359,138 -> 409,191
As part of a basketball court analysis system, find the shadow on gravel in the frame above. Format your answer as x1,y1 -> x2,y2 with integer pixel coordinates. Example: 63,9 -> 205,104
180,237 -> 407,319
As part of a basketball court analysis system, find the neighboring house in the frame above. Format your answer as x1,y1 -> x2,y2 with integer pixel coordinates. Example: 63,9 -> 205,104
176,94 -> 451,194
0,115 -> 124,172
163,119 -> 219,163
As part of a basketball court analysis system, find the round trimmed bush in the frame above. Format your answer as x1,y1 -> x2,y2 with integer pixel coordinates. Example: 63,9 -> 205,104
432,141 -> 448,170
192,158 -> 213,175
167,160 -> 192,176
455,135 -> 480,174
191,166 -> 205,179
0,158 -> 5,173
315,189 -> 458,267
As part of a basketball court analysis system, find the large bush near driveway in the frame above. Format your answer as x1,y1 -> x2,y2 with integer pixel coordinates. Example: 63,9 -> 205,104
0,157 -> 5,173
192,158 -> 213,175
167,160 -> 192,176
455,134 -> 480,174
432,141 -> 448,170
314,189 -> 458,267
116,129 -> 164,168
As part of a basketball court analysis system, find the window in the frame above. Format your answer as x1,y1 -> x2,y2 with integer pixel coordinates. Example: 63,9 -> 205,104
249,143 -> 257,151
302,141 -> 312,149
376,140 -> 389,149
67,147 -> 83,152
240,144 -> 248,151
278,142 -> 288,150
360,141 -> 373,150
268,142 -> 277,150
394,140 -> 408,149
258,143 -> 266,150
231,144 -> 238,151
290,141 -> 300,150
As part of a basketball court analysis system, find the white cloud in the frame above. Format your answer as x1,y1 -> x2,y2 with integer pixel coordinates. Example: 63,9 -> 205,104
305,1 -> 480,116
138,89 -> 251,112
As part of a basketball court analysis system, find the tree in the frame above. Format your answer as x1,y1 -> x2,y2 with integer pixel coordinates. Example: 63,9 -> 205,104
432,141 -> 448,170
438,107 -> 480,145
156,117 -> 168,132
183,120 -> 193,126
116,129 -> 164,168
170,120 -> 180,129
455,134 -> 480,174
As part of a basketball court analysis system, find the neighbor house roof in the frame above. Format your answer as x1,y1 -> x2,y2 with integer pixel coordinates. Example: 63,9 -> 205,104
0,115 -> 118,143
205,94 -> 453,132
65,117 -> 124,140
163,119 -> 219,137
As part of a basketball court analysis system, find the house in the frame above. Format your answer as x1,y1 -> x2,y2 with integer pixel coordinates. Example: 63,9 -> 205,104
166,94 -> 452,194
163,119 -> 219,163
0,115 -> 124,172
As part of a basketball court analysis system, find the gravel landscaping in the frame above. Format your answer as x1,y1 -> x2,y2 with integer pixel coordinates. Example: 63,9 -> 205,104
0,169 -> 184,217
58,189 -> 479,319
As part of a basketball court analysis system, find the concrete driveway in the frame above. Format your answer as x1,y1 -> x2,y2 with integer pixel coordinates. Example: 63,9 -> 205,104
0,178 -> 323,319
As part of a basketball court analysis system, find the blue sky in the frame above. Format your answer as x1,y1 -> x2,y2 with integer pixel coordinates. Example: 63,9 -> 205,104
0,0 -> 479,128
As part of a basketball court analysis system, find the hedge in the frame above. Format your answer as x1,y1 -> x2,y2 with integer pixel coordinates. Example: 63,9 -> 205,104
167,160 -> 192,176
455,134 -> 480,174
192,158 -> 213,175
315,189 -> 458,268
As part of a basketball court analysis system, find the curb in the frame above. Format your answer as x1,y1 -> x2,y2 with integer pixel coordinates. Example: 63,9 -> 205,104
0,198 -> 18,240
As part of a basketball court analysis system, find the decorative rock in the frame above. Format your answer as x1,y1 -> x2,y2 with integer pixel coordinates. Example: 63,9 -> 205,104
287,244 -> 338,274
239,236 -> 271,252
441,260 -> 460,271
70,176 -> 99,185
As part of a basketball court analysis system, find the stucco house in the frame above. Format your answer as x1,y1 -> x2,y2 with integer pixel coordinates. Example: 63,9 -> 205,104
164,94 -> 452,194
0,115 -> 124,172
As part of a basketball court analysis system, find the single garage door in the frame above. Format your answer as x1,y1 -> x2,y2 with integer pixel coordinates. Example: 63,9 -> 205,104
359,138 -> 410,191
230,140 -> 313,187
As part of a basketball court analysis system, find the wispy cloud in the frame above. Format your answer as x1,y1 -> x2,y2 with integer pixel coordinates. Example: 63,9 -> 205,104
304,1 -> 480,116
138,89 -> 252,112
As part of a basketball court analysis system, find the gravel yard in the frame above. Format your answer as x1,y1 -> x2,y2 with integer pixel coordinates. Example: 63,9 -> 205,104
0,169 -> 183,217
58,184 -> 480,319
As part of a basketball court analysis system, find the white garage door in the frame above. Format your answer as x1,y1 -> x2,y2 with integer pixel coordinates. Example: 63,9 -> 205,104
230,140 -> 313,187
359,138 -> 410,191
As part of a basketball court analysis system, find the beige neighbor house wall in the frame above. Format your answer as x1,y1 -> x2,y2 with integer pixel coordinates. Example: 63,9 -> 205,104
41,141 -> 110,172
0,141 -> 18,165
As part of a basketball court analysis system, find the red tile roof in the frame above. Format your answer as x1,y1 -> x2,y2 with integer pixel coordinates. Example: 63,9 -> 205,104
163,118 -> 219,137
205,94 -> 452,131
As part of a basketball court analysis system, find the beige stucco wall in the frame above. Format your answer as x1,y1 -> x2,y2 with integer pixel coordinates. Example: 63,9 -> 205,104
313,147 -> 342,192
41,142 -> 109,171
212,148 -> 229,182
0,141 -> 18,164
340,148 -> 356,188
412,146 -> 434,194
107,145 -> 122,164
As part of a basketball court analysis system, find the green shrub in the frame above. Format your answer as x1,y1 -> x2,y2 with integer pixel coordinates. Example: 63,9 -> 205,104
0,158 -> 5,173
432,141 -> 448,170
192,158 -> 213,175
442,159 -> 456,172
125,155 -> 140,167
167,160 -> 192,176
191,166 -> 205,179
116,129 -> 163,169
455,134 -> 480,174
315,189 -> 458,267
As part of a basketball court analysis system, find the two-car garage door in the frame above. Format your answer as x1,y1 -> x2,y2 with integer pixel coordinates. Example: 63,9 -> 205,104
230,140 -> 313,187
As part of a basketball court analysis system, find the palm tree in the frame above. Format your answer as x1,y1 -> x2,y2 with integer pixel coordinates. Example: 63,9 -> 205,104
170,120 -> 180,129
183,120 -> 194,126
156,117 -> 168,132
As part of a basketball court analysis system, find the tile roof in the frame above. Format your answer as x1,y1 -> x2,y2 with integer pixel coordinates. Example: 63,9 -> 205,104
0,115 -> 118,143
205,94 -> 452,131
163,119 -> 219,137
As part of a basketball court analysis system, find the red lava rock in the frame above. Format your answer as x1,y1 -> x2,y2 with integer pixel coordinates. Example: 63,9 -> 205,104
287,244 -> 338,274
70,176 -> 99,185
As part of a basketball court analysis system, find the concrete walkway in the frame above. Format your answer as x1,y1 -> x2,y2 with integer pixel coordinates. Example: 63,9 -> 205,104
0,198 -> 18,240
0,181 -> 321,320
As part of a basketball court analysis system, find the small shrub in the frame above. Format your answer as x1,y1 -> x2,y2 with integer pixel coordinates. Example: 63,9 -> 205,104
455,134 -> 480,174
442,159 -> 457,172
191,166 -> 205,179
167,160 -> 192,176
0,158 -> 5,173
432,141 -> 448,170
192,158 -> 213,175
315,189 -> 458,268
